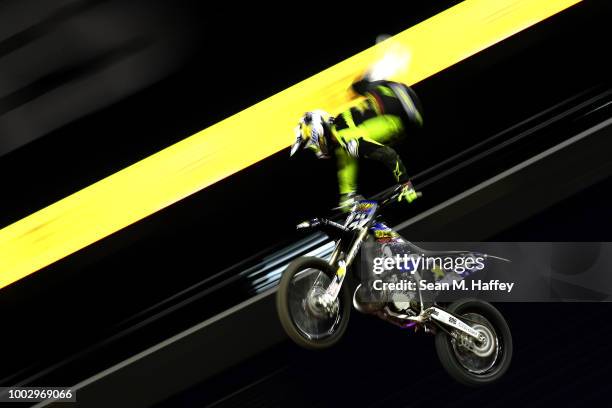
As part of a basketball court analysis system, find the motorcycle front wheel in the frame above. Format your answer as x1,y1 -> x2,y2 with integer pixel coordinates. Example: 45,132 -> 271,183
276,257 -> 351,349
435,298 -> 513,386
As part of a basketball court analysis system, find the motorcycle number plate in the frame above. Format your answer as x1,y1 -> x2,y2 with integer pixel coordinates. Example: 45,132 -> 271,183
345,201 -> 377,230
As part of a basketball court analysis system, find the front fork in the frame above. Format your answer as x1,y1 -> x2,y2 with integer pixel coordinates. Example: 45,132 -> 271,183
321,227 -> 368,306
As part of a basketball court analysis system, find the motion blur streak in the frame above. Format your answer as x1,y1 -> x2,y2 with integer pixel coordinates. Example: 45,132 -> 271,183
0,0 -> 580,289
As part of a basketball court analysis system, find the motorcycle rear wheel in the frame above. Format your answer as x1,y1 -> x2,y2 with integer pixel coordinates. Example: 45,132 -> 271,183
435,298 -> 513,386
276,257 -> 351,349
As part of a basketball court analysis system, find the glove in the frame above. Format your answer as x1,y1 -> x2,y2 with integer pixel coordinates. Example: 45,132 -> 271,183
397,181 -> 421,203
338,192 -> 364,212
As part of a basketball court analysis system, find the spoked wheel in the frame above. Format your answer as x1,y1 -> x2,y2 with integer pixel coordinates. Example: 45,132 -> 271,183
276,257 -> 351,349
435,299 -> 513,386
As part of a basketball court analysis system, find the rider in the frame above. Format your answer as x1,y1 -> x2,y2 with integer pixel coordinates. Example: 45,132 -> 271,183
290,74 -> 424,210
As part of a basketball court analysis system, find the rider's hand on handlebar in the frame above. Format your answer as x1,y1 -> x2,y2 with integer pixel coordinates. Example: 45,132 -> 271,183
397,181 -> 422,204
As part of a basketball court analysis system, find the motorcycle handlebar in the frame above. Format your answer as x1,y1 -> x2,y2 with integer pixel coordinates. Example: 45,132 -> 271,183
296,182 -> 421,231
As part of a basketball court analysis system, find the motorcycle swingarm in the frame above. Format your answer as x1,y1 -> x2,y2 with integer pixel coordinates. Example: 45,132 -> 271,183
427,307 -> 482,340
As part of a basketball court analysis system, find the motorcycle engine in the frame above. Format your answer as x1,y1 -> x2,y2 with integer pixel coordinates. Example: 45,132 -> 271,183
386,273 -> 420,314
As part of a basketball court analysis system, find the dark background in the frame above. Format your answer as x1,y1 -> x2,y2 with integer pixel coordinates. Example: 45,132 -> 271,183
0,1 -> 611,406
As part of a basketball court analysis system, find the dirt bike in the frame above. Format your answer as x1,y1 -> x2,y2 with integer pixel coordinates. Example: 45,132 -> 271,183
276,183 -> 513,386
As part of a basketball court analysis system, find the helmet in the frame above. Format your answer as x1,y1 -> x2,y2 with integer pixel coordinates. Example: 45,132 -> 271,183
290,110 -> 333,159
